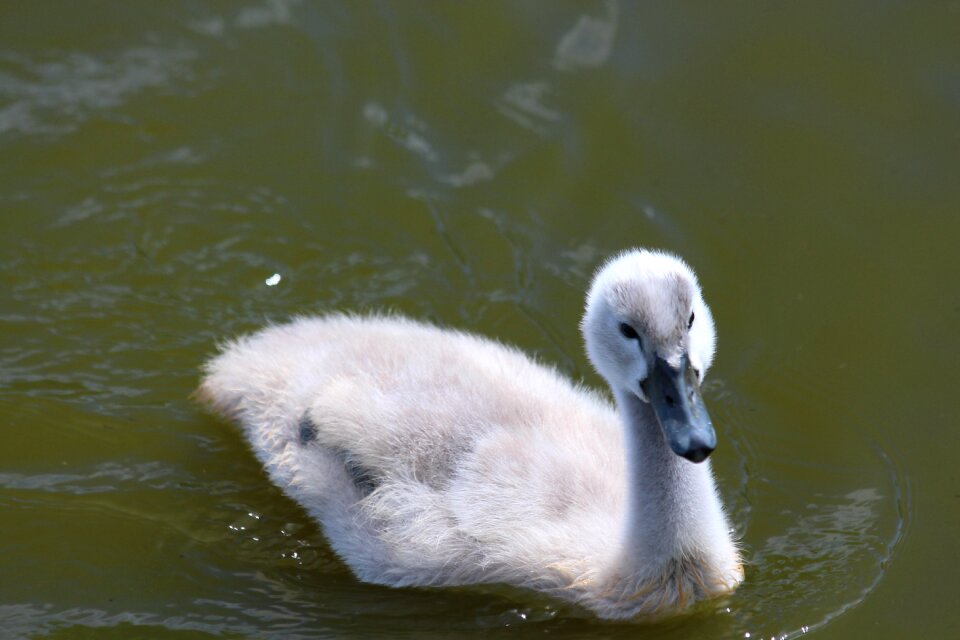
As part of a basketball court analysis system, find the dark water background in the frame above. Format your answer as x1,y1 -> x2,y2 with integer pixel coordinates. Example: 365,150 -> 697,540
1,2 -> 958,638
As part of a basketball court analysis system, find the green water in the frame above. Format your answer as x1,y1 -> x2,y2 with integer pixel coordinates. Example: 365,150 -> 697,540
1,2 -> 958,638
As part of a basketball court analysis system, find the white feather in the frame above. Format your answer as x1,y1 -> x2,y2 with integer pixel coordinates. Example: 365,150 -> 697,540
198,248 -> 743,619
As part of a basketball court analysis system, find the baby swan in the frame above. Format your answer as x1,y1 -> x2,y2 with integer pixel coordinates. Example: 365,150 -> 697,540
198,249 -> 743,619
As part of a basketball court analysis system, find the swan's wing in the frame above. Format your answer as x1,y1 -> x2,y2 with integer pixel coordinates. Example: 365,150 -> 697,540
198,314 -> 624,585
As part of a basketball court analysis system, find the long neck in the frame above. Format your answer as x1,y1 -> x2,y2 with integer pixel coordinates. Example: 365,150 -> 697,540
613,389 -> 727,575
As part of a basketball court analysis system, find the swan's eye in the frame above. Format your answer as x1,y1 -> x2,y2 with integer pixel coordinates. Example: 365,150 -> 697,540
619,323 -> 639,340
688,312 -> 695,330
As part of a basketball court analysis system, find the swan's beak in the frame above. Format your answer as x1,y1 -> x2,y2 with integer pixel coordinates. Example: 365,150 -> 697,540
644,355 -> 716,463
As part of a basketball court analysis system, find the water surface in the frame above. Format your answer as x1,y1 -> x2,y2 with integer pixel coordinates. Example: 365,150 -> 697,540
1,2 -> 957,639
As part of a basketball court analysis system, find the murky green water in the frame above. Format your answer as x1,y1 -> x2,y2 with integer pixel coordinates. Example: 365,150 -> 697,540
2,2 -> 958,638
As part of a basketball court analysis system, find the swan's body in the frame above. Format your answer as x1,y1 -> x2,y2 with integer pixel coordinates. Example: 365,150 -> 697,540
198,249 -> 742,619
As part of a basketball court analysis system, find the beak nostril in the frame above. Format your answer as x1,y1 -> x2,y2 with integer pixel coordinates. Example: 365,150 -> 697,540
664,394 -> 676,408
683,445 -> 713,463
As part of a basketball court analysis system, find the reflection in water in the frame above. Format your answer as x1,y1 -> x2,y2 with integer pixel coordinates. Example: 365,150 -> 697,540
0,461 -> 176,495
0,47 -> 196,136
362,100 -> 498,188
0,602 -> 261,639
496,82 -> 560,136
553,0 -> 620,72
189,0 -> 299,37
704,384 -> 908,639
763,488 -> 884,563
730,439 -> 908,639
753,488 -> 886,635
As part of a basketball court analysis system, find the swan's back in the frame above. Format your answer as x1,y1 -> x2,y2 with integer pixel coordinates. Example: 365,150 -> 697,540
199,314 -> 628,589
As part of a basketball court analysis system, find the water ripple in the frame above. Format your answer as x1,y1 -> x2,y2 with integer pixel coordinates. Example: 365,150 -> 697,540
0,47 -> 197,137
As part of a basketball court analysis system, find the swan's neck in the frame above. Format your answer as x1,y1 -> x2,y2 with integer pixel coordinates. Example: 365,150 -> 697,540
613,390 -> 729,577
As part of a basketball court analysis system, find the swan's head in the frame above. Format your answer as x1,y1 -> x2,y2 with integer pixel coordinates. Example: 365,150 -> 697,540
581,249 -> 718,463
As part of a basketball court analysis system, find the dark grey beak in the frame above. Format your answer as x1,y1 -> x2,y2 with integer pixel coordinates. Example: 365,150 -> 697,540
643,355 -> 716,463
